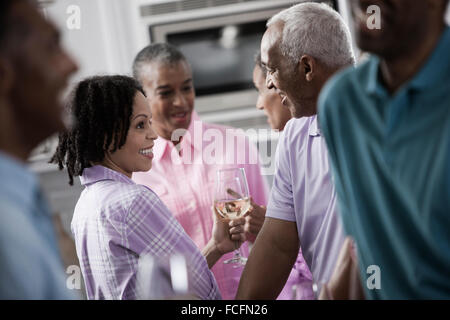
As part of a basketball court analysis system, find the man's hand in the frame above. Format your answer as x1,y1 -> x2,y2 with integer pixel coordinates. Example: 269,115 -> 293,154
319,237 -> 365,300
244,197 -> 266,240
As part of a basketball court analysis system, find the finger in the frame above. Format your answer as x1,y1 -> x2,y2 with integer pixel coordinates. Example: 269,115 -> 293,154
229,217 -> 245,227
231,233 -> 246,242
248,225 -> 260,236
226,188 -> 242,198
244,206 -> 253,217
229,225 -> 244,234
212,206 -> 226,222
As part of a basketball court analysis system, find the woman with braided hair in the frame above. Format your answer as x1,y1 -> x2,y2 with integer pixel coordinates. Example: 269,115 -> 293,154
51,75 -> 245,300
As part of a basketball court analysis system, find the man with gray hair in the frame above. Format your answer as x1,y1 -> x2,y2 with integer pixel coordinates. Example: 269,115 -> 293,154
236,2 -> 355,299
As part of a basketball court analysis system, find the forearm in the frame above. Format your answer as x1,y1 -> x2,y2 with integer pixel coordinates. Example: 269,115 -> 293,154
236,218 -> 299,299
201,240 -> 223,269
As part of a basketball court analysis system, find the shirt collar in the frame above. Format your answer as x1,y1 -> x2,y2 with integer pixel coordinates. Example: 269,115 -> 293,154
152,110 -> 202,161
366,26 -> 450,95
365,56 -> 382,96
0,150 -> 39,210
80,165 -> 134,186
308,115 -> 321,137
409,26 -> 450,90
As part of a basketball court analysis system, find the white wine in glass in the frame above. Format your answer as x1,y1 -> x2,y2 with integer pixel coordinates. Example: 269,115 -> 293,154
214,167 -> 250,266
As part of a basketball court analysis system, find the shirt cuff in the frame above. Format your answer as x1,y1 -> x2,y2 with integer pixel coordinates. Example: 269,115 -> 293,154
266,204 -> 296,222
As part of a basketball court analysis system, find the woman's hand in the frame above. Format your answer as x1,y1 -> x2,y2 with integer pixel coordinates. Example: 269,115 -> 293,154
212,206 -> 246,254
202,207 -> 246,269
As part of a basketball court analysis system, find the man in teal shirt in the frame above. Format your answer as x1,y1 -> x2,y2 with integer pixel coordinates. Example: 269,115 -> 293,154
319,0 -> 450,299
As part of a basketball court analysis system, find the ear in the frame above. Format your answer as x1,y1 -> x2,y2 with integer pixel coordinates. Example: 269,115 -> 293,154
299,55 -> 316,82
0,55 -> 15,97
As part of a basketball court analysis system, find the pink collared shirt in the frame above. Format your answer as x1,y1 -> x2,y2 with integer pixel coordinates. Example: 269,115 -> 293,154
133,112 -> 313,299
133,113 -> 269,299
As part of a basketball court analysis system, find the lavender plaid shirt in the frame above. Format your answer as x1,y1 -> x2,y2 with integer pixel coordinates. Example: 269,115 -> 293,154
71,165 -> 220,300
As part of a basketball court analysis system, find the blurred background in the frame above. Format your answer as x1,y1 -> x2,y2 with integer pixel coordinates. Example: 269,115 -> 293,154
29,0 -> 450,238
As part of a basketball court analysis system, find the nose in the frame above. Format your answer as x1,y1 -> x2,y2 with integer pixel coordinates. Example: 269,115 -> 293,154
62,50 -> 79,77
147,122 -> 158,141
173,91 -> 187,107
256,95 -> 264,110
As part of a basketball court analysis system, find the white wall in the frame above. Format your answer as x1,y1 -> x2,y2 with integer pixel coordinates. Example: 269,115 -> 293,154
46,0 -> 143,82
447,1 -> 450,25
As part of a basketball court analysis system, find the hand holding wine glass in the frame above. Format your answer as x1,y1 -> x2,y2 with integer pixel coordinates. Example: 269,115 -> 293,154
211,206 -> 246,255
214,168 -> 251,266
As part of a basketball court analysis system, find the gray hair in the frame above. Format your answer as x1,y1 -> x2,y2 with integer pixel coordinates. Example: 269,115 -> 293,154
132,42 -> 187,80
267,2 -> 355,68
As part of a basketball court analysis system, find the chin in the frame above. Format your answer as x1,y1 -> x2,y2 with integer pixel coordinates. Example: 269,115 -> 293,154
137,164 -> 152,173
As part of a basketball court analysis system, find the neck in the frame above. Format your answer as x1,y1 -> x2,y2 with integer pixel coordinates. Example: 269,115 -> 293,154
380,22 -> 445,94
0,101 -> 38,162
309,64 -> 343,116
157,126 -> 185,147
99,154 -> 132,179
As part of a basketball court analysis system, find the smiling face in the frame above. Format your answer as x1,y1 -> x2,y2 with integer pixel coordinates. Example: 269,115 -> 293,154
253,64 -> 291,131
260,21 -> 317,119
139,60 -> 195,142
105,92 -> 158,177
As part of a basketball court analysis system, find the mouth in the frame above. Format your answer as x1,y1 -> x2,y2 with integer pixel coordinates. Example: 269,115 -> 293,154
139,146 -> 154,159
170,110 -> 190,123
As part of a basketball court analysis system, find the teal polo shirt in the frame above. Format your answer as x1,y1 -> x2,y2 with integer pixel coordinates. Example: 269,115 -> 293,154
318,26 -> 450,299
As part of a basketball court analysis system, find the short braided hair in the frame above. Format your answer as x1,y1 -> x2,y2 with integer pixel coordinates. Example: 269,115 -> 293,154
50,75 -> 146,185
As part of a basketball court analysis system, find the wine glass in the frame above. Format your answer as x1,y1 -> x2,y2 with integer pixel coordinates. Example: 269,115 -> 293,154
137,254 -> 192,299
214,167 -> 251,266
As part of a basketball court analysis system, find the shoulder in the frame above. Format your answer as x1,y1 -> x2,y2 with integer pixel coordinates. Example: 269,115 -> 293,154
319,59 -> 373,115
201,121 -> 228,131
202,121 -> 247,138
82,180 -> 160,222
203,120 -> 257,151
282,117 -> 312,144
318,59 -> 375,135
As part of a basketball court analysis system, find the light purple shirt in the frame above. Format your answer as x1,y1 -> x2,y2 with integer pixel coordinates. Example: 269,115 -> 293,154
266,115 -> 345,286
71,165 -> 220,300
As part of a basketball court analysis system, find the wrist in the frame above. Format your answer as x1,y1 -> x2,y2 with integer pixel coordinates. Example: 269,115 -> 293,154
202,240 -> 223,269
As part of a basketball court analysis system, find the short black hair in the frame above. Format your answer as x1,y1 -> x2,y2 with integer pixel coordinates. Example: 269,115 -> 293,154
132,42 -> 187,81
50,75 -> 146,185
